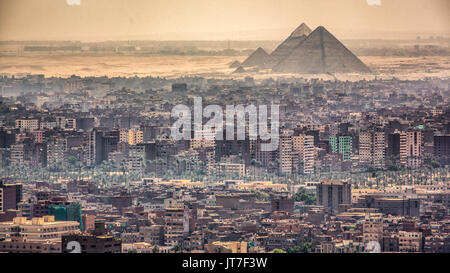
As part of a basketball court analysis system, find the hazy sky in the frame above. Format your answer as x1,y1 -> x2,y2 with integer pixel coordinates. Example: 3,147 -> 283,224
0,0 -> 448,41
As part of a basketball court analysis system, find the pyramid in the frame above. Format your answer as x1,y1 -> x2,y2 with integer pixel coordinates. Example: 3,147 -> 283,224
229,60 -> 241,68
241,47 -> 274,68
290,23 -> 313,38
273,26 -> 371,74
271,23 -> 312,62
233,66 -> 246,73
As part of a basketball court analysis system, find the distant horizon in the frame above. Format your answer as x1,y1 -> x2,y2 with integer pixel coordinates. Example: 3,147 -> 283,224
1,30 -> 449,43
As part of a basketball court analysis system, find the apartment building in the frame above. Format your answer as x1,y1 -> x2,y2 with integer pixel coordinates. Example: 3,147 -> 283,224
400,131 -> 423,168
359,130 -> 385,169
15,119 -> 39,131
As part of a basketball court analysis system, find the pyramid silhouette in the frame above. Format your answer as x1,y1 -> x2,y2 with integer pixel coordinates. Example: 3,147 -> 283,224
290,23 -> 313,38
271,23 -> 312,63
273,26 -> 371,74
241,47 -> 274,68
229,60 -> 241,68
233,66 -> 246,73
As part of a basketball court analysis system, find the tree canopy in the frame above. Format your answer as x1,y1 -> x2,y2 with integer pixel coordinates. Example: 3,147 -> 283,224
292,188 -> 316,205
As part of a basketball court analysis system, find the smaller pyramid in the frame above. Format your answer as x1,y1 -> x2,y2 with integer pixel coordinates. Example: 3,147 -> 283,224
271,23 -> 312,63
241,47 -> 274,68
233,66 -> 246,73
290,23 -> 312,38
229,60 -> 241,68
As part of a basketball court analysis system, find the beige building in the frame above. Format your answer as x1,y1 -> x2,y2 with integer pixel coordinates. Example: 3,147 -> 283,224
362,217 -> 383,244
139,225 -> 164,246
0,216 -> 79,241
122,242 -> 154,253
236,181 -> 288,192
398,231 -> 422,252
119,129 -> 144,145
279,130 -> 293,174
359,131 -> 385,169
400,131 -> 423,169
15,119 -> 39,131
205,241 -> 247,253
10,144 -> 26,165
293,134 -> 315,174
0,234 -> 62,253
215,163 -> 246,177
0,216 -> 79,253
164,207 -> 188,247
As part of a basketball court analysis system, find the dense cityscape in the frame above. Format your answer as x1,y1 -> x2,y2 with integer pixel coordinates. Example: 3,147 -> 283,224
0,72 -> 448,253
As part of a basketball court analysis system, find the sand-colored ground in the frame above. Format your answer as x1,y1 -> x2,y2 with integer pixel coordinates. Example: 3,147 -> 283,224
361,56 -> 450,79
0,55 -> 448,79
0,55 -> 247,78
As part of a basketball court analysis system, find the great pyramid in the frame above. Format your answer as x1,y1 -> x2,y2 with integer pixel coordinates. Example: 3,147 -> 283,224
273,26 -> 371,74
241,47 -> 274,68
271,23 -> 312,63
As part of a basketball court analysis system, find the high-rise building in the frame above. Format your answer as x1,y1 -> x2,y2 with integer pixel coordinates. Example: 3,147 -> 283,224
119,128 -> 129,144
86,129 -> 105,166
0,179 -> 22,212
119,129 -> 143,145
10,143 -> 25,165
0,129 -> 15,148
127,144 -> 146,172
359,130 -> 385,169
400,130 -> 423,168
279,130 -> 293,174
434,135 -> 450,166
387,132 -> 401,158
293,134 -> 315,174
102,134 -> 119,161
46,137 -> 66,168
128,129 -> 144,145
164,207 -> 189,246
330,135 -> 352,161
